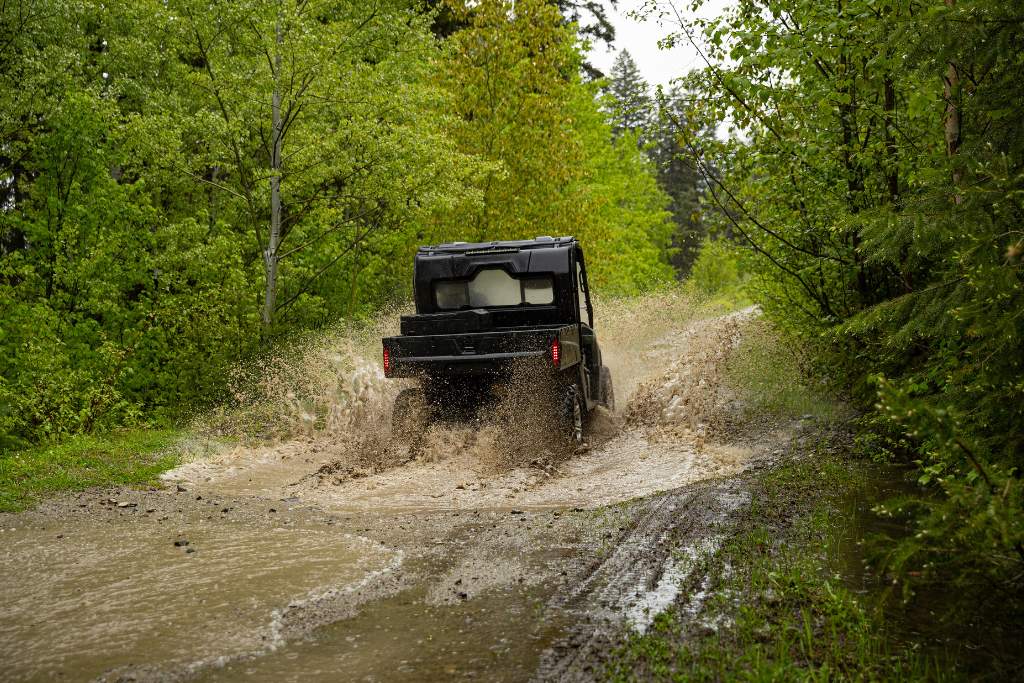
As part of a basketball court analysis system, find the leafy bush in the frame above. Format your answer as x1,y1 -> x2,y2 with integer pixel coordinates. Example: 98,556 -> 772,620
661,0 -> 1024,662
687,238 -> 744,298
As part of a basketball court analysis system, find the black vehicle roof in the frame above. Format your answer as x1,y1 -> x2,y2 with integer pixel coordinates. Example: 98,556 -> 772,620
411,236 -> 585,319
417,236 -> 578,255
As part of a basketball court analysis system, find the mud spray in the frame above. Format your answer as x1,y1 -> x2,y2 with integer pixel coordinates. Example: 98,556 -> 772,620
166,292 -> 754,509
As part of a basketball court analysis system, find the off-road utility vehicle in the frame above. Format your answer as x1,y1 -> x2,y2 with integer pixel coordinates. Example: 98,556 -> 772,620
382,236 -> 613,447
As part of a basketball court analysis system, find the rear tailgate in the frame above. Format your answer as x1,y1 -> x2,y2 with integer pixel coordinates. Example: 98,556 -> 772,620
383,326 -> 580,377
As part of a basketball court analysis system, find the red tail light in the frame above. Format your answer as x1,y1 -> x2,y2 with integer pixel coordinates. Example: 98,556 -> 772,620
383,347 -> 390,374
551,339 -> 560,366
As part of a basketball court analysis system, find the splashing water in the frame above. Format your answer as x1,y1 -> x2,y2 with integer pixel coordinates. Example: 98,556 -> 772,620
180,290 -> 753,502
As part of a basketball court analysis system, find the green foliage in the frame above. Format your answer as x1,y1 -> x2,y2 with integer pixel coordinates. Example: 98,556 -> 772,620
866,379 -> 1024,655
0,0 -> 680,454
605,50 -> 651,137
433,0 -> 675,296
657,0 -> 1024,661
0,430 -> 180,513
433,0 -> 594,245
687,237 -> 743,298
574,88 -> 677,294
603,59 -> 711,278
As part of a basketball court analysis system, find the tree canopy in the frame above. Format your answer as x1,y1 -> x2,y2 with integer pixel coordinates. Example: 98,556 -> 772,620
0,0 -> 676,444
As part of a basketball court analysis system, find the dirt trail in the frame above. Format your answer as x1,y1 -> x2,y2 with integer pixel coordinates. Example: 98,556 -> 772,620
0,307 -> 784,683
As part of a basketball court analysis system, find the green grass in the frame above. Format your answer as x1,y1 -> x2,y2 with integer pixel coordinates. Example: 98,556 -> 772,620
0,429 -> 182,513
601,452 -> 963,682
723,318 -> 853,424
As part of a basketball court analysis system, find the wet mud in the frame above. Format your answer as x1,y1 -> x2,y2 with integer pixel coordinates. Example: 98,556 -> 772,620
0,307 -> 817,682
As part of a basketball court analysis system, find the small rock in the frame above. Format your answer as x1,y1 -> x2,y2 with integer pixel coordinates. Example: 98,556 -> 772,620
510,509 -> 524,515
146,509 -> 155,513
196,496 -> 202,501
174,539 -> 189,547
269,508 -> 277,513
117,502 -> 136,508
186,548 -> 196,554
454,578 -> 462,585
458,592 -> 468,599
280,498 -> 300,503
176,484 -> 188,492
221,508 -> 229,513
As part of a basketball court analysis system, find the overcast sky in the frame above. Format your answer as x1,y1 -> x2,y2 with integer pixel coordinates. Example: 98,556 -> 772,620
586,0 -> 733,89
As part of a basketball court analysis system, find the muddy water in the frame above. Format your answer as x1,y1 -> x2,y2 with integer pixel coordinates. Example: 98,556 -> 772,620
199,570 -> 570,682
0,513 -> 396,681
829,464 -> 971,651
167,311 -> 756,514
831,464 -> 923,595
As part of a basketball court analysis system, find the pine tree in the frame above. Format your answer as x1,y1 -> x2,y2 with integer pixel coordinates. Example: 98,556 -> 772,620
605,50 -> 651,137
648,88 -> 712,277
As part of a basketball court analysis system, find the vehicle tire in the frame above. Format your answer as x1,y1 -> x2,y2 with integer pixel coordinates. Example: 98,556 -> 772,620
392,388 -> 431,447
561,384 -> 585,448
599,366 -> 615,412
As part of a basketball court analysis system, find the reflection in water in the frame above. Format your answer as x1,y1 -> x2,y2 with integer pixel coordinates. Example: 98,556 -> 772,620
833,464 -> 923,597
828,464 -> 1012,662
0,515 -> 396,682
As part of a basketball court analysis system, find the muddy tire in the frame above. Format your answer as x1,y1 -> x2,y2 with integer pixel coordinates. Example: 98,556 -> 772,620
392,388 -> 431,452
599,366 -> 615,412
562,384 -> 585,448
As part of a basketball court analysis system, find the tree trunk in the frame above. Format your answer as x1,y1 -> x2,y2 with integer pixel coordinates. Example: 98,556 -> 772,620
209,165 -> 220,233
839,54 -> 868,306
884,76 -> 898,206
885,73 -> 913,293
348,239 -> 360,319
944,0 -> 961,204
262,5 -> 284,342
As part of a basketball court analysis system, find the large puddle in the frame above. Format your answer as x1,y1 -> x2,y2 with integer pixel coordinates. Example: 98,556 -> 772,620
197,574 -> 571,682
0,512 -> 397,681
826,463 -> 1023,663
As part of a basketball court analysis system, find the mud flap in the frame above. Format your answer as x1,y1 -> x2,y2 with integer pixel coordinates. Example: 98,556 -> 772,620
599,366 -> 615,412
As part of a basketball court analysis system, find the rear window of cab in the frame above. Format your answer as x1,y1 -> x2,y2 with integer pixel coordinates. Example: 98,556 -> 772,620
435,268 -> 554,310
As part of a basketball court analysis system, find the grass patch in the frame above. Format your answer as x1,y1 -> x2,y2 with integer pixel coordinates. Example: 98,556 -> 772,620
724,317 -> 853,423
0,429 -> 182,513
602,450 -> 963,682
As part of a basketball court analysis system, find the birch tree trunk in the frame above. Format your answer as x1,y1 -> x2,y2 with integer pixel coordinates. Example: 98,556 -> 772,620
262,4 -> 283,341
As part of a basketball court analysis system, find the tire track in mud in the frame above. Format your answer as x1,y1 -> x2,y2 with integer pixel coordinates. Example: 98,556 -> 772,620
533,480 -> 752,683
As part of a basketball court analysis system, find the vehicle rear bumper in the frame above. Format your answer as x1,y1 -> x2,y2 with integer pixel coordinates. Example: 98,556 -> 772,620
385,350 -> 548,377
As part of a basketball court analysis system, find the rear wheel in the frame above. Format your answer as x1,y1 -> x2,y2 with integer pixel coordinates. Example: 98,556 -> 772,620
562,384 -> 585,448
